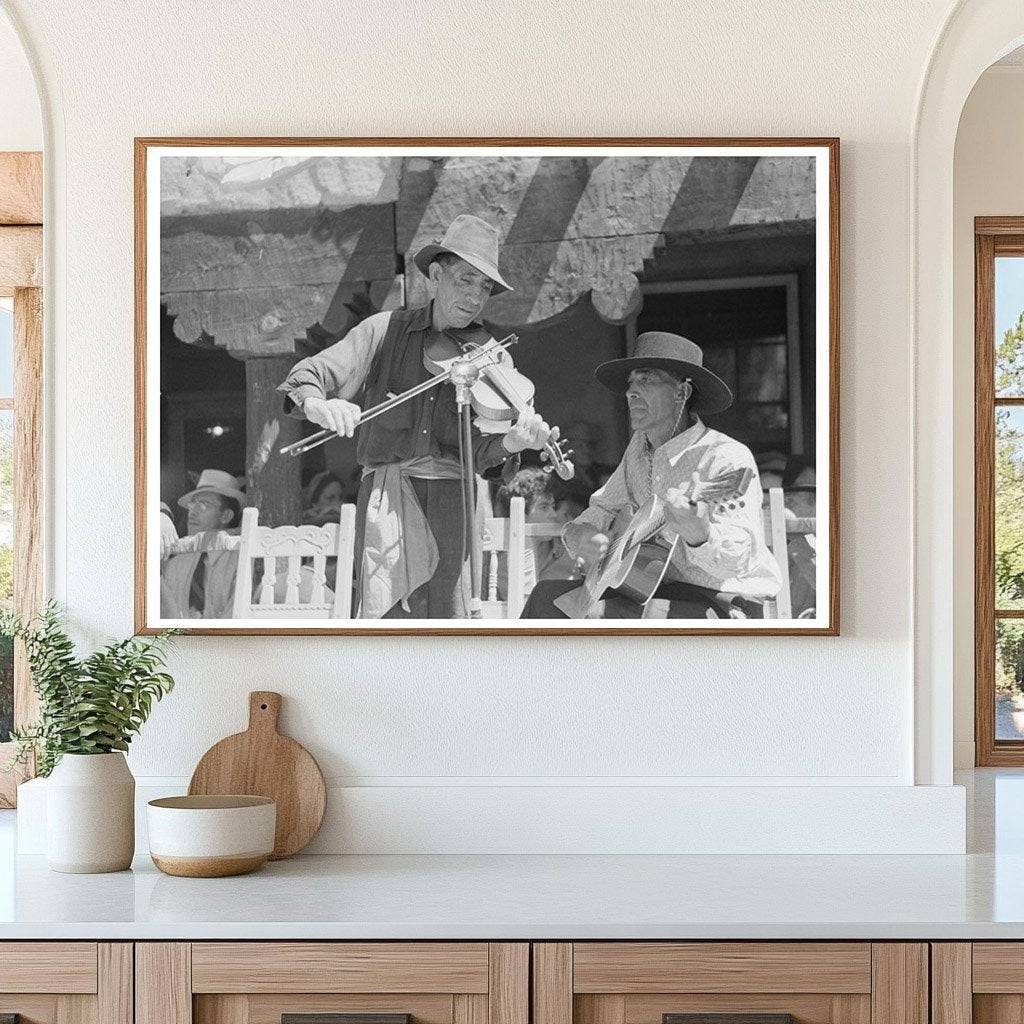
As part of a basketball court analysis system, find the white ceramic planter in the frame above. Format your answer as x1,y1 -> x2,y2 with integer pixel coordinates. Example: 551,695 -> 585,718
46,752 -> 135,873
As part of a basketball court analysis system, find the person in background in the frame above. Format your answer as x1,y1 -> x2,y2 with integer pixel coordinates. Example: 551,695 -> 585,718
494,466 -> 558,521
301,470 -> 345,526
492,467 -> 577,594
296,469 -> 348,594
160,469 -> 245,619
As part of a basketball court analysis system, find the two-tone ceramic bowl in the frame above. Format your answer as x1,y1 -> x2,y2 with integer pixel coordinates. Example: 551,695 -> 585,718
147,795 -> 276,877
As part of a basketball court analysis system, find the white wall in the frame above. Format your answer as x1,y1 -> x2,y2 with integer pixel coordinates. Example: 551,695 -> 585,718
952,65 -> 1024,768
0,0 -> 974,852
0,7 -> 40,151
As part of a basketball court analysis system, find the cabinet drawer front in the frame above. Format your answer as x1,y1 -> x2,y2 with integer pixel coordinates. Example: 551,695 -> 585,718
573,944 -> 872,994
621,993 -> 857,1023
574,992 -> 871,1024
196,993 -> 457,1024
192,943 -> 491,994
973,943 -> 1024,992
0,943 -> 97,993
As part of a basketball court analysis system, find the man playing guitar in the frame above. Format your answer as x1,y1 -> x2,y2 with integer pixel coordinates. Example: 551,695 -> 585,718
521,331 -> 783,619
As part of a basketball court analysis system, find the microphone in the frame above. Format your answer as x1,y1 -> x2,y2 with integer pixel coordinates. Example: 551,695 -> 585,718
450,358 -> 480,407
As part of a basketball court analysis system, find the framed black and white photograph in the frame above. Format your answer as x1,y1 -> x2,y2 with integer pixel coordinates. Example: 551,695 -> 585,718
135,138 -> 839,635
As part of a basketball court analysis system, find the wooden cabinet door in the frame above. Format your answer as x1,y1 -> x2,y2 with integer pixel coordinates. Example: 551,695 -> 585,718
934,942 -> 1024,1024
534,943 -> 927,1024
137,943 -> 528,1024
0,942 -> 132,1024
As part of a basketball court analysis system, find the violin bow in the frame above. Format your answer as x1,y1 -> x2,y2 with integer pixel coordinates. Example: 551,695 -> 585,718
279,333 -> 519,457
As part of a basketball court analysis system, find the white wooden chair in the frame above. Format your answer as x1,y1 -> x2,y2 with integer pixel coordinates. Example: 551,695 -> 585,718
480,496 -> 565,618
231,504 -> 357,620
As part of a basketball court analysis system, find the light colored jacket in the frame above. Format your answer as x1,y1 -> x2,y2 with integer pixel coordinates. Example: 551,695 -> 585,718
571,420 -> 782,599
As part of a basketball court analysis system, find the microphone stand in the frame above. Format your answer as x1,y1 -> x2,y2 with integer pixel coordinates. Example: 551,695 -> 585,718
451,358 -> 483,619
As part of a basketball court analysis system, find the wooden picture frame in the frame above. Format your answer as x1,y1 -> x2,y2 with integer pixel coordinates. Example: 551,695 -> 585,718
135,137 -> 840,636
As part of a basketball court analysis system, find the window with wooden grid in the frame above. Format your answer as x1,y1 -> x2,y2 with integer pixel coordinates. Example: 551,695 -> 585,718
976,221 -> 1024,764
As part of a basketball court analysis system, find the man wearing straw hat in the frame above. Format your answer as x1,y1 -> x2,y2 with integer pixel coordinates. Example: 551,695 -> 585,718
278,214 -> 553,619
522,331 -> 782,619
160,469 -> 246,620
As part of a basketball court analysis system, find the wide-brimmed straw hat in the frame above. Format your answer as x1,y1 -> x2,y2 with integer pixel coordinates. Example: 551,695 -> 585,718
595,331 -> 733,415
413,214 -> 513,294
177,469 -> 247,509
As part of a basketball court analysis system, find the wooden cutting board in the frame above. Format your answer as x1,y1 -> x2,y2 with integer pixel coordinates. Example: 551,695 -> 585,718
188,691 -> 326,859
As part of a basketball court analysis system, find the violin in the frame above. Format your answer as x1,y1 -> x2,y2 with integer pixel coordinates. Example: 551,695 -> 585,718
423,331 -> 576,481
281,331 -> 576,482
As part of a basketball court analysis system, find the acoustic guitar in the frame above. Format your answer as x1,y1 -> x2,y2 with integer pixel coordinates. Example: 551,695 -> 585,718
553,466 -> 754,619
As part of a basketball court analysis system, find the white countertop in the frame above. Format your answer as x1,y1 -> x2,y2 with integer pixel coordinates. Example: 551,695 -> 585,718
1,769 -> 1022,941
1,848 -> 1023,940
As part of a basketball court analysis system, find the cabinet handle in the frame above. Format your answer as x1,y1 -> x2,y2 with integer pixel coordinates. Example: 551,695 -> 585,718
664,1016 -> 796,1024
283,1016 -> 411,1024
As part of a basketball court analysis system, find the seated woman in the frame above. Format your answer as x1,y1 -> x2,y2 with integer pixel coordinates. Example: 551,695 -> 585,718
490,467 -> 579,601
301,470 -> 346,526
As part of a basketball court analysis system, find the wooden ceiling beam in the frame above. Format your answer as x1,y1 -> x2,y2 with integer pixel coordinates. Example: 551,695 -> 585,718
0,152 -> 42,226
0,225 -> 42,294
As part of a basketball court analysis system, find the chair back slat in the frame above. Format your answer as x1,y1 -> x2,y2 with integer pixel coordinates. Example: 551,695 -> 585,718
285,555 -> 302,606
487,551 -> 500,604
259,554 -> 276,607
310,553 -> 327,606
230,512 -> 256,619
762,487 -> 793,619
330,504 -> 357,618
506,497 -> 527,618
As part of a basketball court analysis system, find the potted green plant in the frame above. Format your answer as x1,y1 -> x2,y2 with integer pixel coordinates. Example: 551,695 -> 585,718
2,603 -> 177,873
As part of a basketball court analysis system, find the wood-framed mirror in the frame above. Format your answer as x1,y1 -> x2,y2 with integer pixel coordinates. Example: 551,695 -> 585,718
0,151 -> 43,807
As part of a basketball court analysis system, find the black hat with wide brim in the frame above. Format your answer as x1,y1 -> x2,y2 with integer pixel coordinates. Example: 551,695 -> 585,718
595,331 -> 733,415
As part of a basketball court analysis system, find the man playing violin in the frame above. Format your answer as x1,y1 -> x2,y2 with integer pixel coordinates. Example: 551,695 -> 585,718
521,331 -> 783,619
278,214 -> 552,619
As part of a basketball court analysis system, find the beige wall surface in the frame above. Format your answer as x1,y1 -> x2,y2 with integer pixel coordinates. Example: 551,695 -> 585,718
0,0 -> 995,820
0,8 -> 40,151
953,65 -> 1024,768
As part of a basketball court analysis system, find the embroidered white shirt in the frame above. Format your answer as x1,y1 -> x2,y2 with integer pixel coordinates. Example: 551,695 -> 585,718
571,420 -> 783,599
